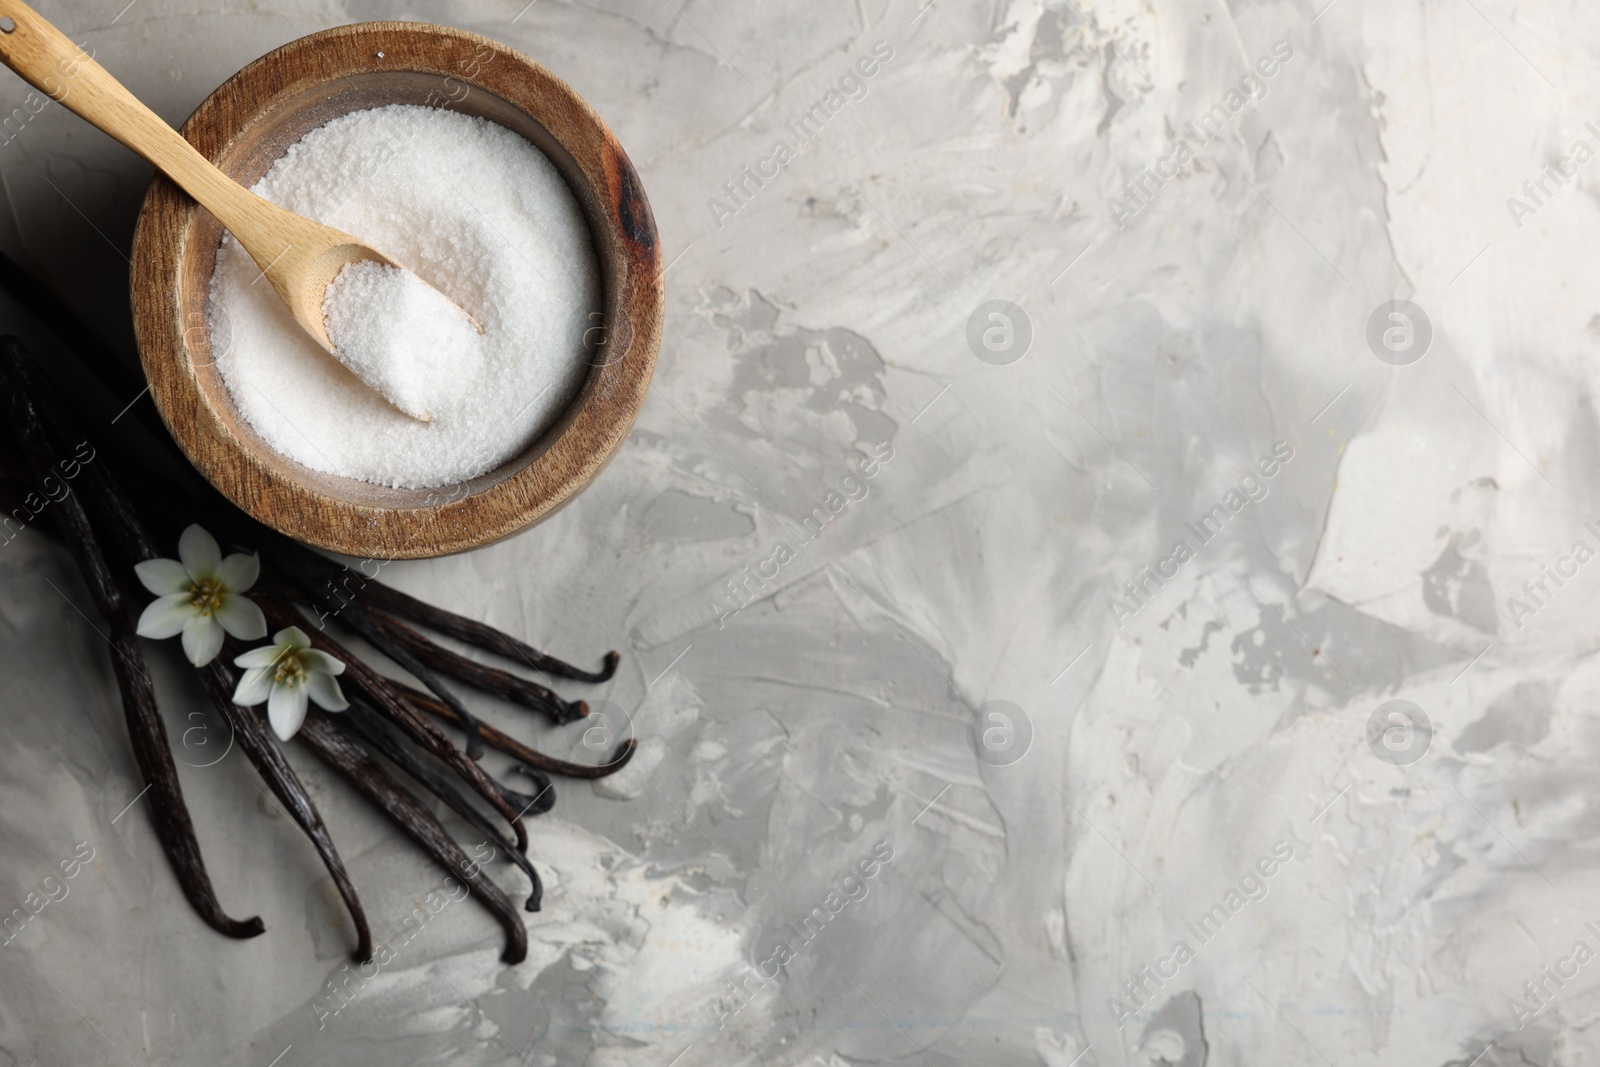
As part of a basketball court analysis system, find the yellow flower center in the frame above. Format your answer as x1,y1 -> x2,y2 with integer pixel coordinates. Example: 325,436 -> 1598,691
189,577 -> 226,617
273,653 -> 307,688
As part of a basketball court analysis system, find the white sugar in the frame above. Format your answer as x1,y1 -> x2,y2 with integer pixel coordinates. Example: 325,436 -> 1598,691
321,260 -> 480,422
209,104 -> 599,488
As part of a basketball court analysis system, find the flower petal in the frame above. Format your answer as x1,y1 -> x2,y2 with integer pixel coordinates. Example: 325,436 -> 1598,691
234,643 -> 285,669
181,615 -> 225,667
134,558 -> 190,596
268,682 -> 310,741
178,524 -> 221,582
216,552 -> 260,593
301,649 -> 346,676
136,593 -> 196,639
232,666 -> 274,706
215,594 -> 267,641
306,669 -> 349,711
274,625 -> 310,652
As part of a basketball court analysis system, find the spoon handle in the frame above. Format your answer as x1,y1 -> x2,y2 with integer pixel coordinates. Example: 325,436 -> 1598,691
0,0 -> 305,258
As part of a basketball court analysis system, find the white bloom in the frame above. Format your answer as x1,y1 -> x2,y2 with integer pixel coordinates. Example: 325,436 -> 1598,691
135,524 -> 267,667
232,626 -> 348,741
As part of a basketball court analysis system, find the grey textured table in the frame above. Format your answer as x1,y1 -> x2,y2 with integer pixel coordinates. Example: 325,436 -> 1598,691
0,1 -> 1583,1065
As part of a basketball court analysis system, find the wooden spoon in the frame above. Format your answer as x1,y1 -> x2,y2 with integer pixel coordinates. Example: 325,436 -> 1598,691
0,0 -> 470,421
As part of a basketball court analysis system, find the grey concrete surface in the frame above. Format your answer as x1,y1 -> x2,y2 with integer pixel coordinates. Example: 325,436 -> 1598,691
0,1 -> 1591,1065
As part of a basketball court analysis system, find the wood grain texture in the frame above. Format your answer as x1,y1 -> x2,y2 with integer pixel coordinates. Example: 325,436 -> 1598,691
129,22 -> 662,558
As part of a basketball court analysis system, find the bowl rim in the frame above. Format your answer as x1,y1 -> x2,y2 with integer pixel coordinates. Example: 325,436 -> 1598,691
130,21 -> 662,559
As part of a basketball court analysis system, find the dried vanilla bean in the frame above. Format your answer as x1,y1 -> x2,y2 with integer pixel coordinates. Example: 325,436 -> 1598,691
297,711 -> 528,964
0,343 -> 263,940
265,539 -> 579,724
197,509 -> 613,693
259,547 -> 491,758
329,604 -> 490,760
200,663 -> 374,961
357,580 -> 618,683
363,607 -> 587,724
392,681 -> 637,779
496,768 -> 555,821
333,703 -> 544,911
63,451 -> 601,736
244,528 -> 615,684
0,321 -> 630,960
262,559 -> 489,758
256,593 -> 531,856
4,343 -> 376,960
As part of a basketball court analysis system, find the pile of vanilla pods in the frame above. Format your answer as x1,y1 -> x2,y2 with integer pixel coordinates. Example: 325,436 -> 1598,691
0,255 -> 631,964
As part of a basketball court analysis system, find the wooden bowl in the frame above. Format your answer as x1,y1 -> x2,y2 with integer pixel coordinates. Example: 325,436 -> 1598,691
130,22 -> 661,559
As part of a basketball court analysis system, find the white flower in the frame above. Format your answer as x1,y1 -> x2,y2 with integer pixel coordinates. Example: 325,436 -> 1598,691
135,524 -> 267,667
232,626 -> 348,741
